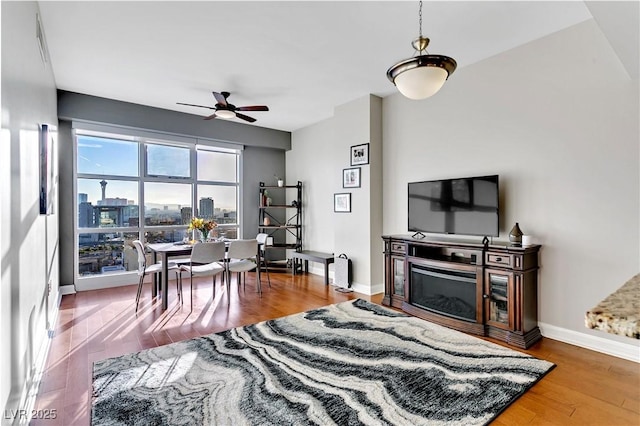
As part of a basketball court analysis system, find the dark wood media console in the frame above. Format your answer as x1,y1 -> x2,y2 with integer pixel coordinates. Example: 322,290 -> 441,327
382,235 -> 542,348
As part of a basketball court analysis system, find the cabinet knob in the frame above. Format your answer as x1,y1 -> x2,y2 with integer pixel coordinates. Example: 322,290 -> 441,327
483,294 -> 489,299
495,257 -> 502,262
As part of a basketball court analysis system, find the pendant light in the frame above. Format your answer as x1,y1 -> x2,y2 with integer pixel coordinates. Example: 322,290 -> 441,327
387,1 -> 457,100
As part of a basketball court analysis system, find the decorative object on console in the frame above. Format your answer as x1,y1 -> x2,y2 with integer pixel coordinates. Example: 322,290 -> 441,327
92,299 -> 554,426
522,234 -> 532,246
509,222 -> 523,245
387,1 -> 457,100
350,143 -> 369,166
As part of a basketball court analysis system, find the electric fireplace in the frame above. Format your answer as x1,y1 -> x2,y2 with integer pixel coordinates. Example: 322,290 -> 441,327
411,265 -> 477,322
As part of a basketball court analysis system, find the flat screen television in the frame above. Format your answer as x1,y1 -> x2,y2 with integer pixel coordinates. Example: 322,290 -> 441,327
408,175 -> 499,237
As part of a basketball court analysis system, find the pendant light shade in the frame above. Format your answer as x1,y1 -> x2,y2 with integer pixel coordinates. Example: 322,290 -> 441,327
387,2 -> 457,100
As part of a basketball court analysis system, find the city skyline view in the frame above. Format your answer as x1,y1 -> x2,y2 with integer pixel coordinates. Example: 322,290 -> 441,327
76,134 -> 240,276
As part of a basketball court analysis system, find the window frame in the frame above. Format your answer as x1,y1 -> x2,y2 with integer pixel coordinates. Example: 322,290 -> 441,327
73,128 -> 241,286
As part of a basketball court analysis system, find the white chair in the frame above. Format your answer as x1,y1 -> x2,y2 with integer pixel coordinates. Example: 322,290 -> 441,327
256,233 -> 271,288
178,241 -> 226,311
132,240 -> 179,313
226,239 -> 259,292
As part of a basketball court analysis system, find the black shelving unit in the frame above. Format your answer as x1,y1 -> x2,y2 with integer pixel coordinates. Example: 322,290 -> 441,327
258,181 -> 302,263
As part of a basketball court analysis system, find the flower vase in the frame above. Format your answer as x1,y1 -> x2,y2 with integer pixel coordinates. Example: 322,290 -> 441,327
200,230 -> 209,242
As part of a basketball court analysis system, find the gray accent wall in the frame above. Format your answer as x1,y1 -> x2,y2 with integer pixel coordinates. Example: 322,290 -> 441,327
1,1 -> 59,418
57,91 -> 290,286
58,91 -> 290,150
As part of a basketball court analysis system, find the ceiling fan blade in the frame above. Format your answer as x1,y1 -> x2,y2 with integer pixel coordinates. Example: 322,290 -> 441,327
203,113 -> 218,120
212,91 -> 228,107
235,112 -> 257,123
177,102 -> 215,110
236,105 -> 269,112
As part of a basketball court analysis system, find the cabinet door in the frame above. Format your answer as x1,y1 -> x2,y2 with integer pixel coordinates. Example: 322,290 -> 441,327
484,269 -> 514,330
391,255 -> 405,299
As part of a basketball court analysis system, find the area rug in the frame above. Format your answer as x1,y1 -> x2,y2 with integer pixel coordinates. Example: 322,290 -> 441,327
92,299 -> 554,425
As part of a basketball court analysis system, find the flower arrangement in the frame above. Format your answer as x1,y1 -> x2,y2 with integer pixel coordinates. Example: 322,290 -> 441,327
188,217 -> 217,241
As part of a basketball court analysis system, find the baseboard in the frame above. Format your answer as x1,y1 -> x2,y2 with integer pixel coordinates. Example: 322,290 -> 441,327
75,272 -> 139,291
59,284 -> 76,295
10,292 -> 61,425
306,265 -> 383,296
539,322 -> 640,363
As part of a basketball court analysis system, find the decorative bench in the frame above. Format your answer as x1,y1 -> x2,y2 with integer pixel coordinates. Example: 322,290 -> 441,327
291,250 -> 334,285
585,273 -> 640,339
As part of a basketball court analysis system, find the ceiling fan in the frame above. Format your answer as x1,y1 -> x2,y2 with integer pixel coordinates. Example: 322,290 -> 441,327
177,91 -> 269,123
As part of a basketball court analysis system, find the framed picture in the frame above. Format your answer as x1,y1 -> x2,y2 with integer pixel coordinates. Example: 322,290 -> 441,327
334,193 -> 351,213
350,143 -> 369,166
342,167 -> 361,188
39,123 -> 53,215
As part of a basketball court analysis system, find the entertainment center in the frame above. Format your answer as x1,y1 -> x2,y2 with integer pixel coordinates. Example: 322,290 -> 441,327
382,235 -> 542,348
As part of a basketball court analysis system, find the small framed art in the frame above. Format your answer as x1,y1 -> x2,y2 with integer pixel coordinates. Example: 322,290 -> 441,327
350,143 -> 369,166
334,193 -> 351,213
342,167 -> 361,188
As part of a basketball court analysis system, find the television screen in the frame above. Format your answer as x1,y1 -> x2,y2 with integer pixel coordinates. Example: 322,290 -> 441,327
408,175 -> 499,237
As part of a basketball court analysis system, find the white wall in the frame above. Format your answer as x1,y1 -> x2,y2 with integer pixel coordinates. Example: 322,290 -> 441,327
1,1 -> 60,420
383,20 -> 639,350
290,18 -> 639,358
287,95 -> 383,294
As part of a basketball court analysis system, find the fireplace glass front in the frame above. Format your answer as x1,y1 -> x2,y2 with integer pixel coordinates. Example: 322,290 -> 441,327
410,265 -> 477,322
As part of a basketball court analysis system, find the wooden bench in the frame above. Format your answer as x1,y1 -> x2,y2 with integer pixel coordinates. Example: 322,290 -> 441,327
291,250 -> 334,285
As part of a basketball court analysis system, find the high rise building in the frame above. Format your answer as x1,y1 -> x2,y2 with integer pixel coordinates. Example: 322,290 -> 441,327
199,197 -> 214,219
97,197 -> 128,206
78,193 -> 88,204
181,207 -> 193,225
78,201 -> 94,228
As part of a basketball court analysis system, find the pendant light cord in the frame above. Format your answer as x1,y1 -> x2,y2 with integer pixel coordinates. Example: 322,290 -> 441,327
418,1 -> 423,39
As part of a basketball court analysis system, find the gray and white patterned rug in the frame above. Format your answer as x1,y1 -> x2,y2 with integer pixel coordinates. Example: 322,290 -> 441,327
92,299 -> 554,425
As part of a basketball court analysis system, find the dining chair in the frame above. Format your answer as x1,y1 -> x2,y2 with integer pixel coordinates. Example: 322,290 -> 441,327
256,233 -> 271,288
132,240 -> 179,313
226,239 -> 259,292
177,241 -> 226,311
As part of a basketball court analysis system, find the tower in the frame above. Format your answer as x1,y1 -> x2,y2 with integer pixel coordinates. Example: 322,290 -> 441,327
100,179 -> 107,201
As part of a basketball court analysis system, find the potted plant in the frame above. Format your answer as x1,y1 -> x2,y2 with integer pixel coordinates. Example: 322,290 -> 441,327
274,175 -> 284,187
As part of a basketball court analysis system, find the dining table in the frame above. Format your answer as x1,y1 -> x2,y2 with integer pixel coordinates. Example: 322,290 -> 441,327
147,239 -> 259,311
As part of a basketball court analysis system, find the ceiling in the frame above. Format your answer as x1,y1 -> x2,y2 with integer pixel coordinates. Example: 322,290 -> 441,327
37,1 -> 618,132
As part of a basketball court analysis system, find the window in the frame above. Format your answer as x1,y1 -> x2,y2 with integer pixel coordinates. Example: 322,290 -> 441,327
146,143 -> 190,178
75,130 -> 240,280
77,135 -> 138,176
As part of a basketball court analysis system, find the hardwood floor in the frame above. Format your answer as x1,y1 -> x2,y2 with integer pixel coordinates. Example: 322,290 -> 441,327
34,270 -> 639,425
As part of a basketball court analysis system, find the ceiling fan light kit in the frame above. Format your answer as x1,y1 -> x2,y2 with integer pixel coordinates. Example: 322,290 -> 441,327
387,1 -> 457,100
177,91 -> 268,123
215,109 -> 236,119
